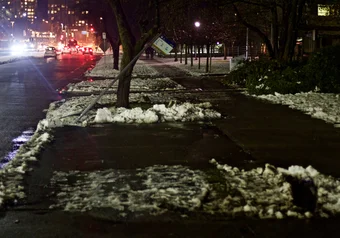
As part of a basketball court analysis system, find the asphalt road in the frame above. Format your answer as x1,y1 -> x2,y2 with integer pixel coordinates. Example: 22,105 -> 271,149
0,53 -> 100,164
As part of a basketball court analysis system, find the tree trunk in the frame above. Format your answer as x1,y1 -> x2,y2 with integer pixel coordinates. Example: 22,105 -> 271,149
283,0 -> 298,61
209,44 -> 213,73
113,42 -> 119,70
190,45 -> 193,67
116,68 -> 133,108
271,5 -> 279,59
198,45 -> 201,69
206,44 -> 210,73
185,44 -> 188,65
223,43 -> 227,60
109,0 -> 136,108
180,44 -> 183,63
174,44 -> 178,62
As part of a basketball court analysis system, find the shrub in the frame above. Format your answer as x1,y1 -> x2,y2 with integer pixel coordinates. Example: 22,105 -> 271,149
303,45 -> 340,93
227,58 -> 310,95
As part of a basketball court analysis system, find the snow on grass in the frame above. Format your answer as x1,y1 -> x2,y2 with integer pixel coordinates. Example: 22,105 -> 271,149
0,120 -> 53,208
49,165 -> 209,215
252,92 -> 340,127
65,77 -> 185,94
48,160 -> 340,219
85,55 -> 159,78
158,56 -> 230,76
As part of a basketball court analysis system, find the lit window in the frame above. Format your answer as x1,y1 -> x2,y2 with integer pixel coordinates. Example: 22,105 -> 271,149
318,5 -> 329,16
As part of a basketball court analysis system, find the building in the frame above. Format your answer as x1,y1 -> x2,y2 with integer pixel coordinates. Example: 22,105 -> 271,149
1,0 -> 38,23
0,0 -> 38,40
302,0 -> 340,54
48,0 -> 93,45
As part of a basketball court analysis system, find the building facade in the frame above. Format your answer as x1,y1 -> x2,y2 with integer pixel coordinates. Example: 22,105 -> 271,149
48,0 -> 92,45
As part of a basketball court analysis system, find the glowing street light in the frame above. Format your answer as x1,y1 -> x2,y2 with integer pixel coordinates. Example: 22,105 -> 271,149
193,21 -> 201,61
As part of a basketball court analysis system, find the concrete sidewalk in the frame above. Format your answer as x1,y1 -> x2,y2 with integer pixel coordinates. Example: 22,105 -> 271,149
153,58 -> 340,177
214,91 -> 340,177
1,59 -> 340,237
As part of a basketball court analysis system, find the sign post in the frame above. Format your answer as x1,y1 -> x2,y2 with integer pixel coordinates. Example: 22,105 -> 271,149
102,32 -> 107,64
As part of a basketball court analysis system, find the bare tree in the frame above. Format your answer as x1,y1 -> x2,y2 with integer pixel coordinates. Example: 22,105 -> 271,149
106,0 -> 160,108
230,0 -> 307,61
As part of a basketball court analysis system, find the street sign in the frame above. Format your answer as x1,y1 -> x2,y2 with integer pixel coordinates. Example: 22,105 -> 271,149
102,32 -> 106,40
152,36 -> 174,55
99,41 -> 110,52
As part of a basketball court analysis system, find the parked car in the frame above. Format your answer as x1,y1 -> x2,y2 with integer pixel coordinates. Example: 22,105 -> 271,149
61,46 -> 71,54
44,46 -> 57,58
82,47 -> 93,55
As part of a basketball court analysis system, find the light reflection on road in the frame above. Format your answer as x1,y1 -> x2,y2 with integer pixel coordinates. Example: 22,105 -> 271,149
0,129 -> 34,169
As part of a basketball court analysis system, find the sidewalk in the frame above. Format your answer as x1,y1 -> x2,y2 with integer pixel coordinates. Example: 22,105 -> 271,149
1,55 -> 340,237
148,57 -> 340,176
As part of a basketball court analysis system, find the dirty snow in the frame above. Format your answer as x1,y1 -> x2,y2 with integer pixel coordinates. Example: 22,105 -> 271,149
252,92 -> 340,127
48,159 -> 340,219
0,120 -> 53,207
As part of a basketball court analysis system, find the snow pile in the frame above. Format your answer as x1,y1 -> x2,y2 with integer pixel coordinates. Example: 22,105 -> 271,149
254,92 -> 340,126
0,120 -> 53,208
205,159 -> 340,219
85,55 -> 159,78
0,52 -> 45,65
94,102 -> 221,124
49,165 -> 209,215
281,165 -> 340,217
45,97 -> 221,127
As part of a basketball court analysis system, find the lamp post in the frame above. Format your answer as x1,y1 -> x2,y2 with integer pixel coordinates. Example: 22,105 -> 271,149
10,21 -> 14,37
194,21 -> 200,61
86,23 -> 88,43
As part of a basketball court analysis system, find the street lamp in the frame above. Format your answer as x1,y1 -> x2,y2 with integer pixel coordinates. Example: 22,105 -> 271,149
10,21 -> 14,37
194,21 -> 201,61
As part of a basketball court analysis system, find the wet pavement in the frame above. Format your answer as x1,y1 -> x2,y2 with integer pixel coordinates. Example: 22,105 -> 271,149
20,123 -> 254,210
1,58 -> 340,237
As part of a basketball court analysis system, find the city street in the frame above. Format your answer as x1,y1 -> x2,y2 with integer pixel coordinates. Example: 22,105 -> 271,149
0,55 -> 339,237
0,54 -> 100,166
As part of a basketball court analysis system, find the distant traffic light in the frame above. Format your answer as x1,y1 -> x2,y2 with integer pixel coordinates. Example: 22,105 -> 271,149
90,27 -> 94,32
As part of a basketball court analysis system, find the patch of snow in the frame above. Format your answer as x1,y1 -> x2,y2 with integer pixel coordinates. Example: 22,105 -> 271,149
48,160 -> 340,219
0,120 -> 53,207
253,92 -> 340,126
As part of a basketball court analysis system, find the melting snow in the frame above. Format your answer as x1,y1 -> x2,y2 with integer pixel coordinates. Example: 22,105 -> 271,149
253,92 -> 340,127
48,160 -> 340,219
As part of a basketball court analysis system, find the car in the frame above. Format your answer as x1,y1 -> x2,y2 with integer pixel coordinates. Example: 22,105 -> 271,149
61,46 -> 71,54
82,47 -> 93,55
44,46 -> 57,58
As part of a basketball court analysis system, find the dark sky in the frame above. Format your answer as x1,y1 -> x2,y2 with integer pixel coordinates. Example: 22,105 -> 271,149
37,0 -> 48,19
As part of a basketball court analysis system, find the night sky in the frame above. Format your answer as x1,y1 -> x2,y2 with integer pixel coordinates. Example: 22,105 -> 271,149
37,0 -> 48,19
